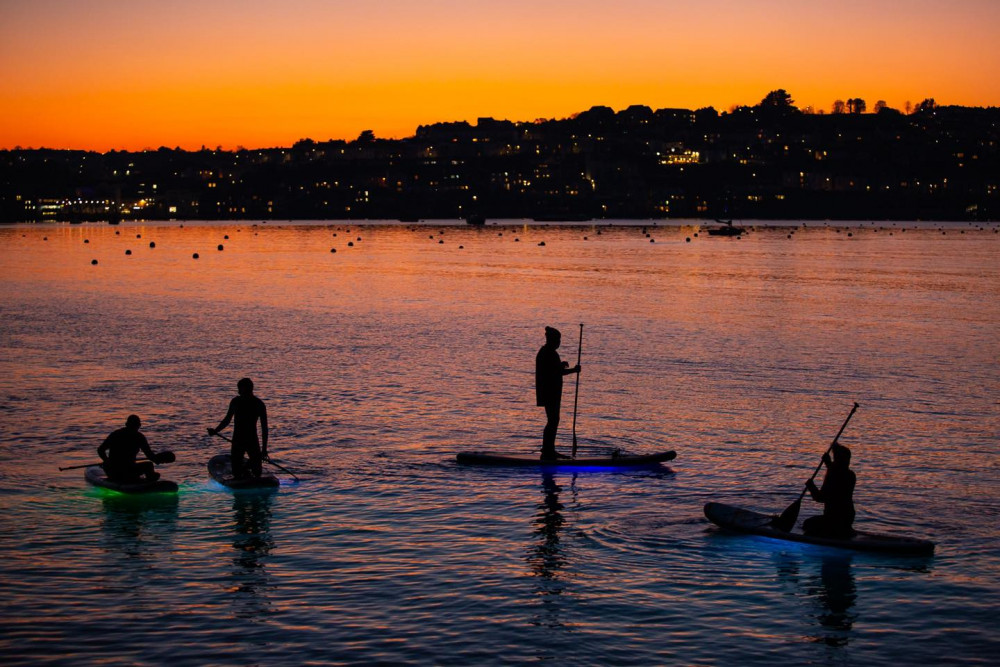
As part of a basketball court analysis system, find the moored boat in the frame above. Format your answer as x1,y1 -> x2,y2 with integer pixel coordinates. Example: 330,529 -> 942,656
707,220 -> 744,236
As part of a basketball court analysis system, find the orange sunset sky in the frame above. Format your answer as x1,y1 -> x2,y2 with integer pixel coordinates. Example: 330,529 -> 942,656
2,0 -> 999,152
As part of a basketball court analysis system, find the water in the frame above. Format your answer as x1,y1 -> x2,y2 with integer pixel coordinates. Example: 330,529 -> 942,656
1,219 -> 997,665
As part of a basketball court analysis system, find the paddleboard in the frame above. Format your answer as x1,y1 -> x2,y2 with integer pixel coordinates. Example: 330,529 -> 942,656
85,466 -> 178,494
208,454 -> 279,489
456,450 -> 675,468
704,502 -> 934,555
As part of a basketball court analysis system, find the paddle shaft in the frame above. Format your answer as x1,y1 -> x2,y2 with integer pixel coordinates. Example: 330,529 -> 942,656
209,429 -> 298,481
795,402 -> 860,502
571,323 -> 583,458
59,458 -> 157,472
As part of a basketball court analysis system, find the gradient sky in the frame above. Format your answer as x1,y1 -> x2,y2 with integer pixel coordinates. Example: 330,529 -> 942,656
2,0 -> 999,151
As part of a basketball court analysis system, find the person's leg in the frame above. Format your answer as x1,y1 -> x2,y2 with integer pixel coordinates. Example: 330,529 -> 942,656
541,403 -> 561,460
245,440 -> 263,478
135,460 -> 159,482
802,515 -> 825,535
231,440 -> 247,478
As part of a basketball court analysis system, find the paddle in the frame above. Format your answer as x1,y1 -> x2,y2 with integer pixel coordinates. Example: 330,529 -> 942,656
571,323 -> 583,458
59,451 -> 175,471
771,402 -> 859,532
207,429 -> 299,482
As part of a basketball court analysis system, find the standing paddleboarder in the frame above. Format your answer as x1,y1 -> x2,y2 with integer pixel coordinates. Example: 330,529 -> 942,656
208,378 -> 269,479
535,326 -> 581,461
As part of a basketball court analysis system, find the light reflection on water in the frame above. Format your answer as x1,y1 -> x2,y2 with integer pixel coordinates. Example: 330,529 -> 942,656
0,220 -> 998,664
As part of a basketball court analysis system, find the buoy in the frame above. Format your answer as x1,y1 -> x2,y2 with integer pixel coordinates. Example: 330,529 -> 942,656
357,236 -> 361,241
149,241 -> 155,248
429,235 -> 434,239
787,234 -> 792,239
84,239 -> 89,243
650,238 -> 655,243
333,233 -> 337,237
515,238 -> 520,242
685,238 -> 689,243
847,233 -> 853,237
91,259 -> 98,265
583,236 -> 588,240
438,240 -> 444,244
538,241 -> 545,246
115,231 -> 120,235
348,241 -> 354,247
43,237 -> 47,241
459,245 -> 464,249
136,234 -> 141,239
193,253 -> 199,259
224,235 -> 229,239
217,244 -> 223,251
498,232 -> 503,236
125,249 -> 132,255
330,248 -> 336,253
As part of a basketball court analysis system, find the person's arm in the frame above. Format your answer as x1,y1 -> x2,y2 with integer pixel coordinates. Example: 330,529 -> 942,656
137,433 -> 156,461
260,401 -> 269,460
562,364 -> 581,376
97,434 -> 112,462
805,478 -> 825,502
209,399 -> 236,435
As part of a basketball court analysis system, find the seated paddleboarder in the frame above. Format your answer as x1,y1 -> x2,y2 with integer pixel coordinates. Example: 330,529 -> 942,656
536,326 -> 580,461
208,377 -> 269,479
98,414 -> 167,482
803,444 -> 856,537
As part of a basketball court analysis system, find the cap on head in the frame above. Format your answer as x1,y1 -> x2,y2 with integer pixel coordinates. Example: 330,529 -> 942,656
237,377 -> 254,394
544,326 -> 561,340
125,414 -> 141,429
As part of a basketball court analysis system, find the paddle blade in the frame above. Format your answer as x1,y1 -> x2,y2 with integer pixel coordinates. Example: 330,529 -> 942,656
154,451 -> 176,465
772,498 -> 801,532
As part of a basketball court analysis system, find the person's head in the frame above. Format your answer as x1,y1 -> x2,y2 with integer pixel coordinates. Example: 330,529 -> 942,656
831,444 -> 852,468
125,414 -> 141,431
237,377 -> 254,397
544,326 -> 562,349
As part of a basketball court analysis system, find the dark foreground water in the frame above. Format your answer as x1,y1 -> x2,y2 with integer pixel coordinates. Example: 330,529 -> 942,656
1,219 -> 998,665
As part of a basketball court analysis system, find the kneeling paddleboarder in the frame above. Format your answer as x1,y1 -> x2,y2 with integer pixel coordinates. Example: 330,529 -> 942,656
803,444 -> 856,537
98,415 -> 170,482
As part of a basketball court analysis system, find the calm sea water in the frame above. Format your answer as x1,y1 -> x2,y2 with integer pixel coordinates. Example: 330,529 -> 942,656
1,219 -> 997,665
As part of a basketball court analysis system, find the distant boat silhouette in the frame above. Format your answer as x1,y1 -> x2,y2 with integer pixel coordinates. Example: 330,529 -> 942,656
465,214 -> 486,226
708,219 -> 744,236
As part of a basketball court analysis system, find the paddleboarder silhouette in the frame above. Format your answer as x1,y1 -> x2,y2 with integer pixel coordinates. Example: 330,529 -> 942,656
209,378 -> 269,479
535,326 -> 580,461
802,444 -> 856,537
98,414 -> 169,482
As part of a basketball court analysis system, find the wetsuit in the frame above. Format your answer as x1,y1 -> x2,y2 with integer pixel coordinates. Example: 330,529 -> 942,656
216,394 -> 268,478
98,428 -> 156,482
536,344 -> 567,460
803,466 -> 857,537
